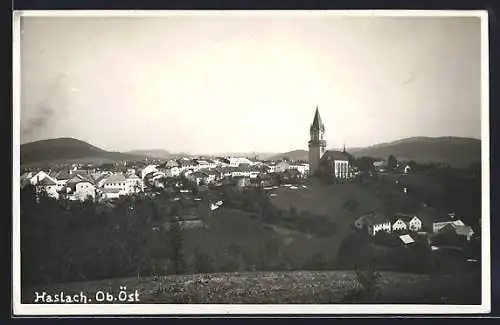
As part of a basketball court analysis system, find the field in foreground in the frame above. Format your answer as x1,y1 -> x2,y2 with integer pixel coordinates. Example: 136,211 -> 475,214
23,270 -> 481,305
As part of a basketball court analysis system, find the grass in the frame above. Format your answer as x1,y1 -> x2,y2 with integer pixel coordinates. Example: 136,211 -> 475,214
269,180 -> 382,219
22,270 -> 481,304
267,180 -> 383,266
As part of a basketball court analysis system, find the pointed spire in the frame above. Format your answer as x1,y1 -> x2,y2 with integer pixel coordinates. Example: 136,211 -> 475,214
311,106 -> 325,132
343,143 -> 346,153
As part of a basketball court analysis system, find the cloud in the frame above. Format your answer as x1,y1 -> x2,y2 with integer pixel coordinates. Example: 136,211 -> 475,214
21,104 -> 57,139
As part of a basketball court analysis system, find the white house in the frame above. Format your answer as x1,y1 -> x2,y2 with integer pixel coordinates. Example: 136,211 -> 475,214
392,215 -> 423,232
126,174 -> 142,194
63,175 -> 96,201
274,161 -> 290,173
30,171 -> 56,186
102,173 -> 128,196
403,164 -> 412,174
289,163 -> 310,175
164,166 -> 181,178
74,181 -> 96,201
35,177 -> 59,199
408,216 -> 423,231
392,218 -> 408,232
433,219 -> 465,233
228,157 -> 253,167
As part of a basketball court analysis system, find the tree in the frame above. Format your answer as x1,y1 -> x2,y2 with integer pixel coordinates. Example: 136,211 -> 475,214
387,155 -> 398,170
354,157 -> 376,173
168,215 -> 185,274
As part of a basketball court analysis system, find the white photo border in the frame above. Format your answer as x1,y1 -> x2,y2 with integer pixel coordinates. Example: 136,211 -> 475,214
12,9 -> 491,316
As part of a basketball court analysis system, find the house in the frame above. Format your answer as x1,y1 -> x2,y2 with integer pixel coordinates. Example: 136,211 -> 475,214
232,165 -> 252,178
274,161 -> 290,173
29,170 -> 56,186
391,214 -> 423,232
102,173 -> 128,196
248,165 -> 261,179
428,224 -> 468,247
433,219 -> 466,233
403,164 -> 412,174
126,173 -> 142,194
373,160 -> 386,172
454,225 -> 475,241
63,176 -> 96,201
165,160 -> 180,168
354,211 -> 391,236
227,157 -> 253,167
164,166 -> 181,178
35,177 -> 59,199
317,150 -> 350,179
204,169 -> 220,183
289,163 -> 310,175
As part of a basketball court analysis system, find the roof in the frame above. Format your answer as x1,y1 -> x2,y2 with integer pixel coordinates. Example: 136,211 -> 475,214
55,170 -> 72,180
392,213 -> 419,223
103,173 -> 127,183
399,234 -> 415,245
37,177 -> 57,186
67,174 -> 94,185
310,106 -> 325,132
454,225 -> 474,236
321,150 -> 350,162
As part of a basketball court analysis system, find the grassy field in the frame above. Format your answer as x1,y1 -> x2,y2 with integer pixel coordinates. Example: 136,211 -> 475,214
22,270 -> 481,304
266,180 -> 383,265
269,180 -> 382,218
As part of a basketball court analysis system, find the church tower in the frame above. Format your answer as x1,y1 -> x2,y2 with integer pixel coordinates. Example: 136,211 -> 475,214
308,106 -> 327,175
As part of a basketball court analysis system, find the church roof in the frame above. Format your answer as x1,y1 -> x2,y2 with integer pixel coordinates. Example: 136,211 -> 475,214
310,106 -> 325,132
321,150 -> 350,162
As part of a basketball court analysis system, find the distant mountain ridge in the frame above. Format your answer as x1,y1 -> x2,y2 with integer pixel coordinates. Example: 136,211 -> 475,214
125,149 -> 176,159
20,138 -> 148,167
269,137 -> 481,168
20,136 -> 481,168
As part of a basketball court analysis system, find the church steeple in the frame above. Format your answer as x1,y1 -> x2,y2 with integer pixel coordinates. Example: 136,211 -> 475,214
308,106 -> 327,176
310,106 -> 325,133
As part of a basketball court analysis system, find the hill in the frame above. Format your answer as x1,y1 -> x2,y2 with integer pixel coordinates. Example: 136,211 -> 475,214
126,149 -> 176,159
20,138 -> 148,166
350,137 -> 481,168
269,150 -> 309,161
271,137 -> 481,168
22,270 -> 480,304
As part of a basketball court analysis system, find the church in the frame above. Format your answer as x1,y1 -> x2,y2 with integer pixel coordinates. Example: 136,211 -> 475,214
308,107 -> 351,179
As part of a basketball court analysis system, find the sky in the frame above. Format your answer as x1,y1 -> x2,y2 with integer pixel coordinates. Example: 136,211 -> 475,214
18,13 -> 483,154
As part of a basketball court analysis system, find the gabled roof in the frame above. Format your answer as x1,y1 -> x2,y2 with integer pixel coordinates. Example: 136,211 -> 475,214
321,150 -> 350,162
310,106 -> 325,132
392,213 -> 420,223
103,173 -> 127,183
54,170 -> 72,181
37,177 -> 57,186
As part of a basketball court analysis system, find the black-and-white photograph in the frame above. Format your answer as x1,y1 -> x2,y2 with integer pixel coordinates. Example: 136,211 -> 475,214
13,10 -> 490,315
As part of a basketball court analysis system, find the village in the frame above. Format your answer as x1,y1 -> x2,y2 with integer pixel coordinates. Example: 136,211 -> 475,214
19,141 -> 480,273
